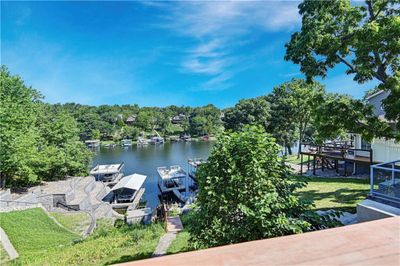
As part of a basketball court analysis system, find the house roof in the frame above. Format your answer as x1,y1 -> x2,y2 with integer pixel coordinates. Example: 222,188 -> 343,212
111,173 -> 147,191
365,89 -> 385,100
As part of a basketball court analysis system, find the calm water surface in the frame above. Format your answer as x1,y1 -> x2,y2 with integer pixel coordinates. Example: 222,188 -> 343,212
92,141 -> 213,208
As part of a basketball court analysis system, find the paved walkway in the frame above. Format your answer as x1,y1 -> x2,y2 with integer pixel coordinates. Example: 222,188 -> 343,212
0,226 -> 18,260
152,216 -> 183,257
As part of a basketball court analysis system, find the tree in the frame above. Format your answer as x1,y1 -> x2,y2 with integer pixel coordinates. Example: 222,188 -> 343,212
0,66 -> 42,185
312,93 -> 392,143
0,66 -> 91,185
190,125 -> 336,248
267,79 -> 324,156
223,97 -> 270,131
285,0 -> 399,135
189,116 -> 208,136
136,110 -> 153,131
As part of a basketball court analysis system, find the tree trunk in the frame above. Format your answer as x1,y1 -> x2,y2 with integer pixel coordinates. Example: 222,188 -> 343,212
287,145 -> 292,155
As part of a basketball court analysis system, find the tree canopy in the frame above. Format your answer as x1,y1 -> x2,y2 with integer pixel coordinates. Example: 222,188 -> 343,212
285,0 -> 399,134
267,79 -> 324,155
0,66 -> 91,186
223,97 -> 270,131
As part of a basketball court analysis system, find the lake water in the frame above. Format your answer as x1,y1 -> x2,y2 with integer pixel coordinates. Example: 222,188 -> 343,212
92,141 -> 213,209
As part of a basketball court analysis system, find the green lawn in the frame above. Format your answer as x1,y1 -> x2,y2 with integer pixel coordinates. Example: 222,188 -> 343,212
49,212 -> 91,236
167,176 -> 370,255
285,154 -> 311,165
167,231 -> 191,254
0,208 -> 80,263
293,176 -> 370,213
1,208 -> 165,265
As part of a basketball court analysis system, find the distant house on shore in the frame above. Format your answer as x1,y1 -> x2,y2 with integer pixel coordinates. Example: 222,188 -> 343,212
171,114 -> 186,124
126,115 -> 137,125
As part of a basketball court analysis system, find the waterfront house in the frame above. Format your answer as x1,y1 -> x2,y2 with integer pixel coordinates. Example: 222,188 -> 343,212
300,90 -> 399,176
126,115 -> 137,125
171,114 -> 186,124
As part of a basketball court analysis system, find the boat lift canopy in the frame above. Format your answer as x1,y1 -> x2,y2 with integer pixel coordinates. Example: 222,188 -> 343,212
111,173 -> 147,192
90,163 -> 124,175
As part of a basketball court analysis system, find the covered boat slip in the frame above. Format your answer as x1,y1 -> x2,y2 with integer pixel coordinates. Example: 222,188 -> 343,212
299,143 -> 374,176
110,174 -> 147,203
157,166 -> 187,193
90,163 -> 124,183
188,158 -> 205,181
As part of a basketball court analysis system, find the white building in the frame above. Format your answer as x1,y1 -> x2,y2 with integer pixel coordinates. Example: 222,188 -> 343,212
354,90 -> 400,162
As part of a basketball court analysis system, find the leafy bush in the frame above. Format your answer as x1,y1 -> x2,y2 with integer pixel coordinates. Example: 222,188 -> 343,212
189,125 -> 338,248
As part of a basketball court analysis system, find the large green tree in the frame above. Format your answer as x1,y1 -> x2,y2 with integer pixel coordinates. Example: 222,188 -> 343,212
285,0 -> 399,134
312,93 -> 392,143
223,97 -> 270,131
190,126 -> 337,248
0,67 -> 91,186
0,66 -> 42,185
267,79 -> 324,155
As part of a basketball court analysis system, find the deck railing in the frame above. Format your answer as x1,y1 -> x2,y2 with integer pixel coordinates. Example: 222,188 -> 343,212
300,142 -> 373,163
370,160 -> 400,204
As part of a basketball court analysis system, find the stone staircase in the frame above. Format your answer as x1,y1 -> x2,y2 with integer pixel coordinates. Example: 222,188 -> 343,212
9,176 -> 121,220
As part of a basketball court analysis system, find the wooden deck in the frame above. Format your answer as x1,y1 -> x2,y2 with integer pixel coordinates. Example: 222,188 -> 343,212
120,217 -> 400,266
301,151 -> 374,164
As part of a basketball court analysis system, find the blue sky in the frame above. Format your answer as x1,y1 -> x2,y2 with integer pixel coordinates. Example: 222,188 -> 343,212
1,1 -> 377,108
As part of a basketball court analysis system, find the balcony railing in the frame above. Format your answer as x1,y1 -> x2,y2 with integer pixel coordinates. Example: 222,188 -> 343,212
370,160 -> 400,204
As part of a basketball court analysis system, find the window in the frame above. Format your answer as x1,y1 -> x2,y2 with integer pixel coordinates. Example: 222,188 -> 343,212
361,139 -> 371,150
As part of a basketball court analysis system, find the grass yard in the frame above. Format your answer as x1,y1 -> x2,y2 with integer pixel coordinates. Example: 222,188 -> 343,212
293,176 -> 370,213
167,176 -> 370,255
285,154 -> 311,165
1,208 -> 165,265
49,211 -> 91,236
0,208 -> 80,263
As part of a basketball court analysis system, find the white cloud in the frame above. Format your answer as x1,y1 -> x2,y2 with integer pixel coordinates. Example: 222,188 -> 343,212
149,1 -> 301,90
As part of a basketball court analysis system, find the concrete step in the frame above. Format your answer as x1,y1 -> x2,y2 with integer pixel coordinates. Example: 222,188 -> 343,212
357,199 -> 400,222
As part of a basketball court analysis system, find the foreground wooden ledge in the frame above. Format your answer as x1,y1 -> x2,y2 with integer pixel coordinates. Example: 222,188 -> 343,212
120,217 -> 400,266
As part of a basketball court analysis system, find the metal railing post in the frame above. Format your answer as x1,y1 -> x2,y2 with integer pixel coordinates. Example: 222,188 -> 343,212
392,163 -> 395,186
370,166 -> 374,195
